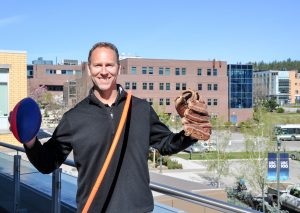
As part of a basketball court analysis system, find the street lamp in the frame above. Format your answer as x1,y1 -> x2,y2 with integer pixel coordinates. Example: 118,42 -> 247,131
276,136 -> 281,213
171,114 -> 178,133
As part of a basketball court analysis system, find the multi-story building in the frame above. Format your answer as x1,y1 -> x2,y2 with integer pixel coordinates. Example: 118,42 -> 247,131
32,57 -> 53,65
27,63 -> 82,102
227,64 -> 253,123
253,70 -> 290,105
117,58 -> 229,121
65,60 -> 256,123
0,50 -> 27,145
289,70 -> 300,104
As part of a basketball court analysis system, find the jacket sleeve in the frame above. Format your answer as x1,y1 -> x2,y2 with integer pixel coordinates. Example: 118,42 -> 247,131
24,114 -> 73,174
149,106 -> 197,155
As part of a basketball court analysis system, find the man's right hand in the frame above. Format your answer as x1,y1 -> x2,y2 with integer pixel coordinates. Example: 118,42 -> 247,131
8,111 -> 37,148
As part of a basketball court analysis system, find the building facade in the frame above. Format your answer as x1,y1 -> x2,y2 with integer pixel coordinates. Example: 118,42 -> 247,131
227,64 -> 253,123
0,50 -> 27,145
253,70 -> 290,105
27,63 -> 82,103
117,58 -> 229,121
289,70 -> 300,104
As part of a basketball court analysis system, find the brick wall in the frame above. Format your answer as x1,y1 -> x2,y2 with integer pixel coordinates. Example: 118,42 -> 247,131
0,51 -> 27,146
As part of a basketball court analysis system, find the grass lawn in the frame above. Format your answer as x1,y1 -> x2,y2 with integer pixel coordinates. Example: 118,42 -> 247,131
269,112 -> 300,123
175,152 -> 268,160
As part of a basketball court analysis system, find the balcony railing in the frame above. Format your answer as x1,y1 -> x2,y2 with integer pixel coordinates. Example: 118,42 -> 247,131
0,141 -> 258,213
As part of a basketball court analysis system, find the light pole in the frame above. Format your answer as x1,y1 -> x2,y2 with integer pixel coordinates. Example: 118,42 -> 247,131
276,137 -> 281,213
171,114 -> 178,133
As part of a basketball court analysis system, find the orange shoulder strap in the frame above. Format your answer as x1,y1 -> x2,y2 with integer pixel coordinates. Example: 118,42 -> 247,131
82,92 -> 132,213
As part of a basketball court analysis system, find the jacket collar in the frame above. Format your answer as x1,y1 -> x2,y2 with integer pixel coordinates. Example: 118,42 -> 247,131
88,84 -> 127,107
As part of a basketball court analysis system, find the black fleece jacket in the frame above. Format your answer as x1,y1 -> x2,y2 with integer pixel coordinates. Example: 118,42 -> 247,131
24,87 -> 196,212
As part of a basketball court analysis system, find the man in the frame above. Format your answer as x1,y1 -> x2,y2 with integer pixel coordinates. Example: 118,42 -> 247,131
22,42 -> 202,212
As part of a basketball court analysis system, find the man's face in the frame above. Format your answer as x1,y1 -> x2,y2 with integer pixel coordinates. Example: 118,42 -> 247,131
88,47 -> 120,93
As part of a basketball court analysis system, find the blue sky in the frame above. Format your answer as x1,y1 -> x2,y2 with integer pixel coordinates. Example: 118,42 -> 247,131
1,0 -> 299,64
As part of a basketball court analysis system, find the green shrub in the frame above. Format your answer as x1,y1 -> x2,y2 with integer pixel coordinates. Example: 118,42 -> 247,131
155,157 -> 182,169
166,159 -> 182,169
276,107 -> 284,113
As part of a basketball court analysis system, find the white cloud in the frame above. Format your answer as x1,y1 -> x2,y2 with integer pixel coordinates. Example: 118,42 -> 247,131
0,16 -> 22,27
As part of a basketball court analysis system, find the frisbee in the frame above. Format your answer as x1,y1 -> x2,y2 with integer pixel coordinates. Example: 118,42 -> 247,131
10,97 -> 41,143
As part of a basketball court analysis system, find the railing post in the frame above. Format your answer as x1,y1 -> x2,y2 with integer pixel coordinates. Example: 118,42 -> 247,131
52,168 -> 62,213
13,155 -> 21,213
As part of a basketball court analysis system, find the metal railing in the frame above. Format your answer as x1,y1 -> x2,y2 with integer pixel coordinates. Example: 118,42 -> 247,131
0,141 -> 259,213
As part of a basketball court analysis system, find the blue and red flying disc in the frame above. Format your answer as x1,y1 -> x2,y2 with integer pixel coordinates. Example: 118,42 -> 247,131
10,97 -> 41,144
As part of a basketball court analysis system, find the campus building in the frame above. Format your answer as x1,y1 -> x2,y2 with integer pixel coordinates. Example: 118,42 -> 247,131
118,58 -> 229,120
227,64 -> 253,123
27,63 -> 82,103
0,50 -> 27,145
289,70 -> 300,104
253,70 -> 291,105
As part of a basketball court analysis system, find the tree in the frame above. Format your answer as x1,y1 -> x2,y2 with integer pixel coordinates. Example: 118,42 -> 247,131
205,117 -> 231,188
262,98 -> 279,112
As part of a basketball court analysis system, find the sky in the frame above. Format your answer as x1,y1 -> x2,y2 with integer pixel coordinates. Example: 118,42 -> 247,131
1,0 -> 299,64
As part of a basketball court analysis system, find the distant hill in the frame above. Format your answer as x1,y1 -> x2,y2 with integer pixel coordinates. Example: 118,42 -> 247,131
250,58 -> 300,71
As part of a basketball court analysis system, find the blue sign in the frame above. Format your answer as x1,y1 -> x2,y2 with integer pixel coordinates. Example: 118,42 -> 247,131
267,152 -> 289,181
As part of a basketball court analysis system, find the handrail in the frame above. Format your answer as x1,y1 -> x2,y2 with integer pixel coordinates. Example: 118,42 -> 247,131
0,141 -> 258,213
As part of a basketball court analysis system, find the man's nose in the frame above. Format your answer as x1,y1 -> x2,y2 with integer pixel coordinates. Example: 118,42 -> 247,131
99,66 -> 109,74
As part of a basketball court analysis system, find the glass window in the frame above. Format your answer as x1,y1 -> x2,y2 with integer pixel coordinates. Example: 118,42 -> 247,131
132,82 -> 137,90
131,67 -> 137,74
213,69 -> 218,76
176,83 -> 180,90
165,68 -> 170,76
142,82 -> 147,90
207,69 -> 211,76
61,70 -> 67,74
159,67 -> 164,75
175,68 -> 180,75
207,99 -> 212,106
214,84 -> 218,91
159,83 -> 164,90
197,68 -> 202,76
182,68 -> 186,75
148,98 -> 153,105
149,83 -> 154,90
166,83 -> 170,90
142,67 -> 147,74
182,83 -> 186,90
166,98 -> 170,105
213,99 -> 218,105
46,69 -> 56,74
0,82 -> 8,116
67,70 -> 73,75
149,67 -> 153,75
159,98 -> 164,106
198,84 -> 202,90
75,70 -> 82,75
208,84 -> 212,91
125,82 -> 130,89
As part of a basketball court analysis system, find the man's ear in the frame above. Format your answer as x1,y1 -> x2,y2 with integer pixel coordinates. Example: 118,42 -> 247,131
118,64 -> 121,75
87,63 -> 91,76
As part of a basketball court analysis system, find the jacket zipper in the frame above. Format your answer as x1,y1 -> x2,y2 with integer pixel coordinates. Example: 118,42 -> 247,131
109,106 -> 115,135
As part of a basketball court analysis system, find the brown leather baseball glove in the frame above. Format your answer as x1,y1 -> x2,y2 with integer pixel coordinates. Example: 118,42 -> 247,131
175,89 -> 212,141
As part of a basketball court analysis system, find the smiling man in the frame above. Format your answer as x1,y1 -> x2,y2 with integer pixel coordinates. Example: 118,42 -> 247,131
17,42 -> 207,212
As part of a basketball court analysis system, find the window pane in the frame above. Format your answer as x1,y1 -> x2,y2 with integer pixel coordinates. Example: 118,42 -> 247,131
166,83 -> 170,90
142,67 -> 147,74
149,67 -> 154,75
159,67 -> 164,75
197,68 -> 202,76
0,82 -> 8,116
165,68 -> 170,76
